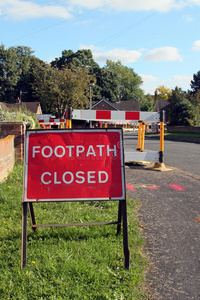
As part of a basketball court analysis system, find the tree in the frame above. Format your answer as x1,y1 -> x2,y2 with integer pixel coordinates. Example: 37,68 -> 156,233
155,85 -> 172,100
51,49 -> 100,75
190,71 -> 200,93
51,49 -> 100,102
168,87 -> 196,126
187,90 -> 200,124
140,93 -> 155,111
0,44 -> 20,102
0,44 -> 45,103
97,60 -> 144,102
14,46 -> 38,102
97,65 -> 119,101
31,64 -> 92,117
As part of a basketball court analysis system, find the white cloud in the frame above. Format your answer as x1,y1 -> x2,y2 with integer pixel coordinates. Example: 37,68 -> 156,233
69,0 -> 185,12
188,0 -> 200,4
182,15 -> 194,22
170,75 -> 192,88
140,74 -> 159,94
192,40 -> 200,51
79,45 -> 142,64
140,74 -> 159,84
2,0 -> 200,21
141,74 -> 192,94
144,47 -> 183,62
79,44 -> 102,51
0,0 -> 72,20
92,48 -> 142,64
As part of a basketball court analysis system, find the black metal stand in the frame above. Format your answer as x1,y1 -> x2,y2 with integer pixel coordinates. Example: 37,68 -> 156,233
21,202 -> 27,269
21,200 -> 130,269
122,200 -> 130,269
28,203 -> 36,232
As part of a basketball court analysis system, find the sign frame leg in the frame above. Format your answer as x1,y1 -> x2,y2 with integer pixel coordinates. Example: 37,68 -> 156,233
122,200 -> 130,269
117,200 -> 122,235
28,203 -> 36,232
21,202 -> 27,269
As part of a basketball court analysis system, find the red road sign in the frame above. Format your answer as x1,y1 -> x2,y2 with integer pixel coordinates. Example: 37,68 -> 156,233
24,129 -> 125,202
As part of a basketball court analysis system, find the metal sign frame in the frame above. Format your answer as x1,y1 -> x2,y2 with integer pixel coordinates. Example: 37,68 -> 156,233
23,129 -> 126,202
21,128 -> 129,270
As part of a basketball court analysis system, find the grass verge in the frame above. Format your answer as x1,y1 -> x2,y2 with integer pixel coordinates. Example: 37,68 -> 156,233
164,132 -> 200,138
146,131 -> 200,138
0,163 -> 149,299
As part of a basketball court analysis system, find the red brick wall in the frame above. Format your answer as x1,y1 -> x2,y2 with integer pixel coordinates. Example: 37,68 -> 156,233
0,135 -> 15,183
92,102 -> 117,110
0,121 -> 26,162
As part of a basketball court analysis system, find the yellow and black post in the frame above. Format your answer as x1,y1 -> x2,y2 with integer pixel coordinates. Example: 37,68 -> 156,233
137,121 -> 142,152
159,110 -> 165,164
148,110 -> 172,171
65,108 -> 72,129
141,121 -> 145,152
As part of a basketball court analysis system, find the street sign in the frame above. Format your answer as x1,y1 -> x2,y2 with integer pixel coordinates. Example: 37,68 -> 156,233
24,129 -> 125,202
21,128 -> 129,270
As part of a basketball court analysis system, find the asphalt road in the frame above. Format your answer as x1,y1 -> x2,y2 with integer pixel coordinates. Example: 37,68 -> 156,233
124,132 -> 200,300
124,132 -> 200,177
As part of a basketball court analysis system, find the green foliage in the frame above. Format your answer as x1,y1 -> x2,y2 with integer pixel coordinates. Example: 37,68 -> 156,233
139,93 -> 155,111
190,70 -> 200,93
0,44 -> 41,103
0,105 -> 37,128
31,64 -> 93,117
0,44 -> 20,102
187,90 -> 200,125
168,87 -> 196,126
0,163 -> 149,299
51,49 -> 100,75
52,52 -> 145,103
97,60 -> 144,102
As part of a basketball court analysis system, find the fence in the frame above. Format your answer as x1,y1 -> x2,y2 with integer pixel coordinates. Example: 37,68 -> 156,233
37,109 -> 165,165
72,109 -> 164,165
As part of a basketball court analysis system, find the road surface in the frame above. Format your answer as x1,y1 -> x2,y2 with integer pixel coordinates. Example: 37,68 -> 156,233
124,132 -> 200,299
124,132 -> 200,177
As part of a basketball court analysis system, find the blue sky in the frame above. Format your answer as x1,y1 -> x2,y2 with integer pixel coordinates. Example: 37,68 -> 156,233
1,0 -> 200,95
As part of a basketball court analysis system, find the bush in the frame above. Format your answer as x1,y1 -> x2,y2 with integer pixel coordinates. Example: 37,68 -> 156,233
168,87 -> 196,126
0,106 -> 38,129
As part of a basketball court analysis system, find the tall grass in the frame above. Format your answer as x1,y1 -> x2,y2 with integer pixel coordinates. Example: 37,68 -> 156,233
0,163 -> 149,299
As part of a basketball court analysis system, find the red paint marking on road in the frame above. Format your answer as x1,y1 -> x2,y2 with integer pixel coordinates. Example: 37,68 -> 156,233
169,184 -> 185,191
126,184 -> 134,191
148,186 -> 158,190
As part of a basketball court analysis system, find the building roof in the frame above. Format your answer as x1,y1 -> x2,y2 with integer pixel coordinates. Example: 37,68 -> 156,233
4,102 -> 42,114
92,99 -> 121,111
0,102 -> 9,111
92,99 -> 140,111
114,100 -> 140,111
155,99 -> 170,111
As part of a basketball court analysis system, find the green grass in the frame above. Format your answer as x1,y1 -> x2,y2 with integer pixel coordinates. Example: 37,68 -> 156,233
165,132 -> 200,138
0,163 -> 149,300
146,131 -> 200,138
